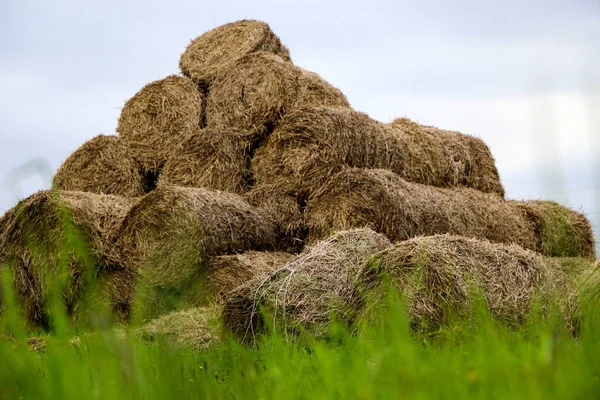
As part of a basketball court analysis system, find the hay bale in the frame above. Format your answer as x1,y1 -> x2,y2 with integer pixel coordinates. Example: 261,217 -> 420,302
389,118 -> 504,197
306,168 -> 594,258
138,305 -> 220,350
294,69 -> 350,109
205,52 -> 300,139
53,135 -> 147,197
115,186 -> 277,290
222,229 -> 392,341
208,251 -> 294,299
117,75 -> 205,172
512,200 -> 596,258
180,20 -> 291,85
159,128 -> 251,194
0,190 -> 135,326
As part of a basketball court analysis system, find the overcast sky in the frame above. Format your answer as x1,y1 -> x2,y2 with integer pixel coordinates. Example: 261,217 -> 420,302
1,0 -> 599,243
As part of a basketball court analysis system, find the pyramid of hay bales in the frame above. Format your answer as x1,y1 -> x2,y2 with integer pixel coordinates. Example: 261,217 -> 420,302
0,20 -> 597,340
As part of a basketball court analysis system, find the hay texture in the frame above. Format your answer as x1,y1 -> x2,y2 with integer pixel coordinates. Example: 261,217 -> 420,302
389,118 -> 504,197
0,190 -> 135,326
208,251 -> 294,299
53,135 -> 147,197
117,75 -> 205,172
138,306 -> 220,350
115,186 -> 277,290
180,20 -> 291,85
159,128 -> 251,194
306,168 -> 594,258
294,69 -> 350,109
223,229 -> 392,341
205,52 -> 299,139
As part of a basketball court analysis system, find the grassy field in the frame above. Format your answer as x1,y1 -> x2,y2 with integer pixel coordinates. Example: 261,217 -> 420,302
1,277 -> 599,400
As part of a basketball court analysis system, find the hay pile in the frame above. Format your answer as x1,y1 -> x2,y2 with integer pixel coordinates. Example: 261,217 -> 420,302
117,75 -> 205,172
295,69 -> 350,109
306,168 -> 595,258
115,185 -> 277,289
53,135 -> 147,197
0,190 -> 135,326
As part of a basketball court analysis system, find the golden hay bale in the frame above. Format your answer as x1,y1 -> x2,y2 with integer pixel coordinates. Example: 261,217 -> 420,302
180,20 -> 291,85
208,251 -> 294,299
205,52 -> 300,138
222,229 -> 392,341
0,190 -> 135,326
117,75 -> 205,172
512,200 -> 596,258
306,168 -> 594,258
389,118 -> 504,197
294,68 -> 350,109
159,128 -> 251,194
53,135 -> 147,197
138,305 -> 220,350
115,186 -> 277,290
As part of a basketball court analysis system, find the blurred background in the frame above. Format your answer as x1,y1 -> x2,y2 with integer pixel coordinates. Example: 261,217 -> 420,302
1,0 -> 598,250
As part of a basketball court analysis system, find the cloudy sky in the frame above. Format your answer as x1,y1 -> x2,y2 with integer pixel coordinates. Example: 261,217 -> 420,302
1,0 -> 599,244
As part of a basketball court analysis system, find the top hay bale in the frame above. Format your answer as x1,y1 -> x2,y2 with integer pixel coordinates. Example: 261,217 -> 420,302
294,69 -> 350,109
53,135 -> 147,197
117,75 -> 205,173
179,20 -> 291,86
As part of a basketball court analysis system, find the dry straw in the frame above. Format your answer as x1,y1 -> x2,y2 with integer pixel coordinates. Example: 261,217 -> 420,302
294,69 -> 350,109
0,190 -> 135,326
53,135 -> 147,197
223,229 -> 392,341
115,185 -> 277,290
180,20 -> 291,86
117,75 -> 205,172
306,168 -> 595,258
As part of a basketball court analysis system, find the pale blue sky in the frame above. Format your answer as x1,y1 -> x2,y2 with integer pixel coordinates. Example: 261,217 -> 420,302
1,0 -> 599,243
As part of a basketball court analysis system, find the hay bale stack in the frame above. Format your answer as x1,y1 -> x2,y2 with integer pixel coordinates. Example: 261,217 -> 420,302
306,168 -> 594,258
208,251 -> 294,299
0,190 -> 135,326
205,52 -> 300,139
513,200 -> 596,258
159,128 -> 251,194
115,185 -> 277,290
138,306 -> 220,350
180,20 -> 291,86
294,69 -> 350,109
53,135 -> 147,197
117,75 -> 205,172
389,118 -> 504,197
223,229 -> 392,341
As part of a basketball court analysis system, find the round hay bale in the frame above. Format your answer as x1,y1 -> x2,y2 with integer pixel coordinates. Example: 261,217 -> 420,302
179,20 -> 291,85
306,168 -> 537,251
222,228 -> 392,341
115,186 -> 277,290
294,68 -> 350,109
159,128 -> 251,194
53,135 -> 147,197
138,305 -> 220,350
0,190 -> 135,326
117,75 -> 205,172
205,52 -> 300,139
512,200 -> 596,259
390,118 -> 505,197
208,251 -> 294,299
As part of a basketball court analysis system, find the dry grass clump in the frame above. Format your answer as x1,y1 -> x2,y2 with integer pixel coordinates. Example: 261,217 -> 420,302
294,69 -> 351,109
115,186 -> 277,290
0,190 -> 135,326
512,200 -> 596,258
180,20 -> 291,86
389,118 -> 504,197
205,52 -> 300,139
159,128 -> 251,194
223,229 -> 392,341
53,135 -> 147,197
138,305 -> 220,350
208,251 -> 294,299
117,75 -> 205,172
